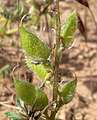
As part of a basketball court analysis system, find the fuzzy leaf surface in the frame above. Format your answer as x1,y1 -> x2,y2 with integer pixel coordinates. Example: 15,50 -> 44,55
61,78 -> 77,104
34,89 -> 48,111
61,11 -> 77,47
14,78 -> 36,106
20,26 -> 51,63
26,56 -> 52,80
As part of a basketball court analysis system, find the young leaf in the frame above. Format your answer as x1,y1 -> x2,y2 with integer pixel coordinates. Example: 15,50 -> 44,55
5,112 -> 22,120
20,25 -> 51,63
60,78 -> 77,104
34,89 -> 48,111
14,78 -> 36,106
61,11 -> 77,47
25,56 -> 52,81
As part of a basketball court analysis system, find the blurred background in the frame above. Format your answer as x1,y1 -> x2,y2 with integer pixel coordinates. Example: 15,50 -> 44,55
0,0 -> 97,119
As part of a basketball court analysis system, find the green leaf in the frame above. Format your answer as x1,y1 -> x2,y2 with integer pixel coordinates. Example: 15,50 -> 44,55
15,97 -> 24,107
45,0 -> 53,4
33,1 -> 41,10
5,112 -> 22,120
61,11 -> 77,47
25,56 -> 52,80
34,89 -> 48,111
0,24 -> 6,35
14,4 -> 24,17
33,16 -> 40,26
60,78 -> 77,104
20,25 -> 51,63
14,78 -> 36,106
0,64 -> 10,75
18,4 -> 24,16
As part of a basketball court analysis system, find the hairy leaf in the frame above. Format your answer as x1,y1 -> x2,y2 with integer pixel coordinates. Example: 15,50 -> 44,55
61,11 -> 77,47
61,78 -> 77,104
14,78 -> 36,106
34,89 -> 48,111
25,56 -> 52,80
20,25 -> 51,63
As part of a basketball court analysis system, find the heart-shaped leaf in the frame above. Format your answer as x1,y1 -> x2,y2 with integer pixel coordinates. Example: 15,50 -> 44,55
5,112 -> 22,120
34,89 -> 48,111
20,25 -> 51,63
25,56 -> 52,81
61,11 -> 77,47
14,78 -> 36,106
60,78 -> 77,104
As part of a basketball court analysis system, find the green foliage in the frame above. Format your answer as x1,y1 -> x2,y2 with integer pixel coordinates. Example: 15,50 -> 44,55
33,16 -> 40,26
15,97 -> 24,107
20,25 -> 51,63
18,4 -> 24,16
61,11 -> 77,47
34,89 -> 48,111
0,64 -> 10,76
0,15 -> 6,35
0,25 -> 6,35
26,56 -> 52,80
4,3 -> 78,119
12,9 -> 78,120
5,112 -> 22,120
33,1 -> 41,10
14,78 -> 36,106
45,0 -> 53,4
14,78 -> 49,111
60,78 -> 77,104
0,14 -> 18,36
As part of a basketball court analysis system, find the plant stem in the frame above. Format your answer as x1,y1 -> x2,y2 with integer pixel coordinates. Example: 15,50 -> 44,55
50,0 -> 61,119
53,0 -> 60,103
